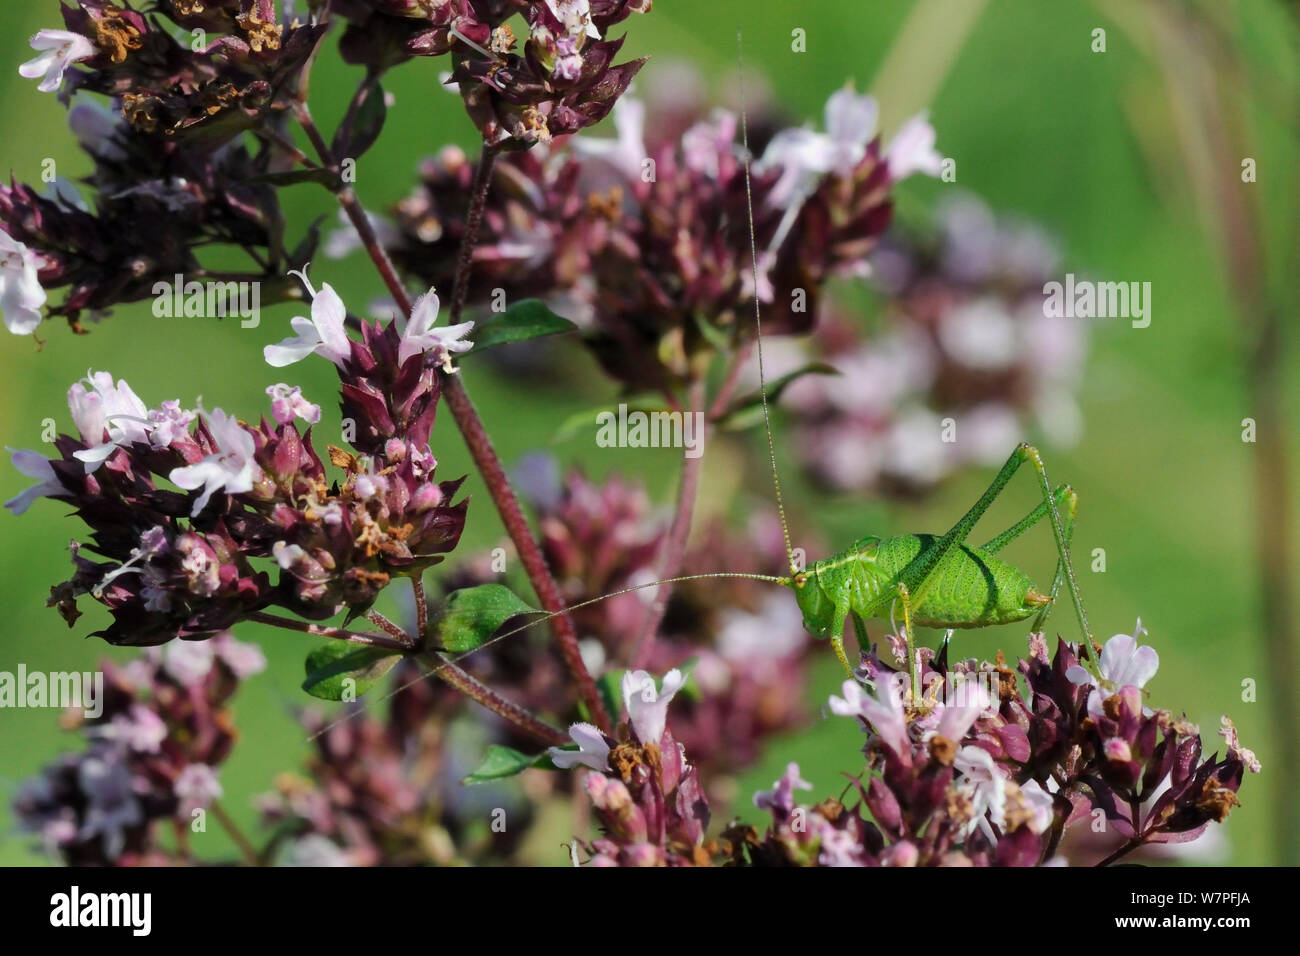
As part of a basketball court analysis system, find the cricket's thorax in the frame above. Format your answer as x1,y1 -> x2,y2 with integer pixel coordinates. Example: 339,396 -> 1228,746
793,534 -> 1048,637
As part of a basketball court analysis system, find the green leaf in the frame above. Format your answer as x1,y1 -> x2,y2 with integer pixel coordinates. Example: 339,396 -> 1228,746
691,311 -> 733,351
577,670 -> 621,725
302,642 -> 402,701
552,393 -> 666,442
462,744 -> 557,784
596,671 -> 622,724
173,108 -> 258,149
333,79 -> 387,160
714,362 -> 839,429
467,300 -> 578,355
429,583 -> 538,653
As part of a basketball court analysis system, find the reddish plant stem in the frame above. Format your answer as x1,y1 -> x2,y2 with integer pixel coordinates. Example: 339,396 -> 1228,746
368,593 -> 565,746
448,145 -> 498,323
296,106 -> 610,730
249,611 -> 411,652
439,144 -> 611,730
294,103 -> 334,171
365,609 -> 411,643
336,185 -> 412,310
708,341 -> 754,421
440,373 -> 610,729
411,578 -> 430,642
630,380 -> 707,670
428,653 -> 568,745
254,125 -> 319,168
254,608 -> 562,745
1094,838 -> 1145,868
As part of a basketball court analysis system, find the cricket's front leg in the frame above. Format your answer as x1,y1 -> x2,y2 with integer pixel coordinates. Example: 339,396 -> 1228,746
975,482 -> 1079,633
894,582 -> 920,705
830,605 -> 853,678
850,611 -> 871,671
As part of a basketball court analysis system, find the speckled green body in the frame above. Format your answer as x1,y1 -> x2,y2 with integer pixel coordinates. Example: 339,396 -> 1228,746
790,533 -> 1049,641
781,444 -> 1088,683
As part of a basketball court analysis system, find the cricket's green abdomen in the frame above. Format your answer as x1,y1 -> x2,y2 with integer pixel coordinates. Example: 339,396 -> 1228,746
874,533 -> 1048,627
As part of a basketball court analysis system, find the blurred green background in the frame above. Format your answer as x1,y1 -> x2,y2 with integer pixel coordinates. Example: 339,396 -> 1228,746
1,0 -> 1296,865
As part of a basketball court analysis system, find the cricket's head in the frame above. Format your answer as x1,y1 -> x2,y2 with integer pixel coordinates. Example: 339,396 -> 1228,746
788,566 -> 834,640
778,570 -> 807,590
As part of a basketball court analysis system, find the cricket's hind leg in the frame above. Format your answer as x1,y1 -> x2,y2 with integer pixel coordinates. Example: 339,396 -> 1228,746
899,444 -> 1094,662
1033,487 -> 1078,632
978,483 -> 1074,556
890,582 -> 920,705
975,483 -> 1080,633
850,611 -> 870,674
1017,446 -> 1092,658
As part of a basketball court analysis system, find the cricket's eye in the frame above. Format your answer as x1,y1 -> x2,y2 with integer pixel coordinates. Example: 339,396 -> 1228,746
793,573 -> 808,589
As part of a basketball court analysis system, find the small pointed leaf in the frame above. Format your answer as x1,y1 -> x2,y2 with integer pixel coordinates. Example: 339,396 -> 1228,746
302,642 -> 402,701
430,583 -> 538,653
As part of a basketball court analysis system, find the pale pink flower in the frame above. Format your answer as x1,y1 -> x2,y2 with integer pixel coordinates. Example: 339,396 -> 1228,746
923,679 -> 992,743
4,448 -> 62,514
0,231 -> 46,334
162,640 -> 216,686
753,762 -> 813,811
828,675 -> 909,755
266,384 -> 321,426
1014,779 -> 1055,834
549,722 -> 610,771
96,705 -> 167,754
67,372 -> 151,472
1066,619 -> 1159,717
169,408 -> 262,516
546,0 -> 600,40
19,29 -> 97,94
884,113 -> 944,180
174,764 -> 222,812
76,752 -> 142,859
212,632 -> 268,680
953,744 -> 1007,836
264,266 -> 352,367
759,87 -> 879,207
394,289 -> 474,371
146,400 -> 196,449
621,668 -> 685,746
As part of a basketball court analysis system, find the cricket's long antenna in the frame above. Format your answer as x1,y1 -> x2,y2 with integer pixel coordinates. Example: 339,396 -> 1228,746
305,571 -> 790,742
482,571 -> 788,649
737,27 -> 798,577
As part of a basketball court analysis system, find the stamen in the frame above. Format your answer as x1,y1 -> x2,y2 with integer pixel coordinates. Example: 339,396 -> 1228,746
287,264 -> 316,299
